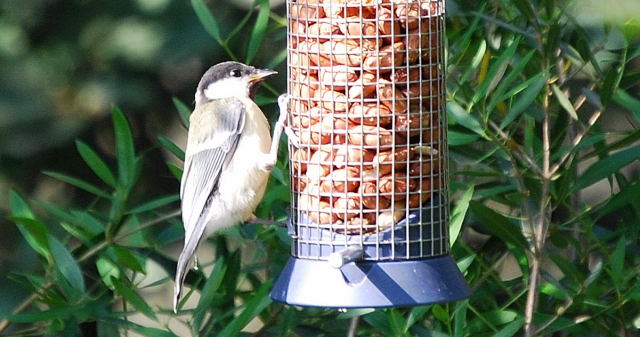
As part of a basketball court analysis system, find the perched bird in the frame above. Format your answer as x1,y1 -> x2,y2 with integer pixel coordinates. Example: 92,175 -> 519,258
174,61 -> 288,312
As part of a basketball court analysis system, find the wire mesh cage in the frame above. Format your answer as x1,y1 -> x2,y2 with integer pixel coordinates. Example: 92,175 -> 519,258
272,0 -> 470,308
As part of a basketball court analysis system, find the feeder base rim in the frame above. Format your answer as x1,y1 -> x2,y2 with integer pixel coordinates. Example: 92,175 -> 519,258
270,255 -> 470,308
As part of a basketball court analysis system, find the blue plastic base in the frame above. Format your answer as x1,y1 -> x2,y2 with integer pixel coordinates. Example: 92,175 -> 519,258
271,255 -> 471,308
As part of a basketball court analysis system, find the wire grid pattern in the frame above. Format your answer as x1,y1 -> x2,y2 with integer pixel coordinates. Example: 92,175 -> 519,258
286,0 -> 448,261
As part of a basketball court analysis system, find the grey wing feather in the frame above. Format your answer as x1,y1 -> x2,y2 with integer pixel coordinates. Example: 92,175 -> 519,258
174,97 -> 246,312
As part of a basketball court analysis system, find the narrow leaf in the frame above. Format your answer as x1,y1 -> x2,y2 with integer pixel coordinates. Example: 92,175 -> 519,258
157,136 -> 185,161
573,144 -> 640,191
246,0 -> 271,63
75,140 -> 117,188
447,102 -> 487,138
493,317 -> 524,337
469,201 -> 528,250
551,84 -> 578,120
128,194 -> 180,214
500,73 -> 546,129
450,185 -> 474,246
7,216 -> 51,261
172,97 -> 191,129
609,236 -> 626,285
191,0 -> 223,44
472,38 -> 521,105
112,107 -> 136,189
43,171 -> 111,199
217,281 -> 273,337
193,257 -> 228,331
112,277 -> 157,320
49,236 -> 86,299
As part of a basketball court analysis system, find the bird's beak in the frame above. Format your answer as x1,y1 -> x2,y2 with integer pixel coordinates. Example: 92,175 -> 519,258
249,68 -> 277,83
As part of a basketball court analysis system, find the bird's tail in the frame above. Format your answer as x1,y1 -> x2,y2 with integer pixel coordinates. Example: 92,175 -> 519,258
173,218 -> 208,313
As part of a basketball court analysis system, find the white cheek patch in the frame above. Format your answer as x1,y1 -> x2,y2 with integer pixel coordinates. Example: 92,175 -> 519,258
204,78 -> 250,100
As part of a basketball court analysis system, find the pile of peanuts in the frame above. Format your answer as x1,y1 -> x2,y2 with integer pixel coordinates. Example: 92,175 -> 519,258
287,0 -> 444,233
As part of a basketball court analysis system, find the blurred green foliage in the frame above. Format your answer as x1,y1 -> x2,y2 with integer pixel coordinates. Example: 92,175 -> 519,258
1,0 -> 639,336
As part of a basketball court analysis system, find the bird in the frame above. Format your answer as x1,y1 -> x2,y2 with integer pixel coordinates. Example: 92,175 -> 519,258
174,61 -> 289,313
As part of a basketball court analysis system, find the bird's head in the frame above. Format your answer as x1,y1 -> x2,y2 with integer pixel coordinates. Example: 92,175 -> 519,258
195,61 -> 277,105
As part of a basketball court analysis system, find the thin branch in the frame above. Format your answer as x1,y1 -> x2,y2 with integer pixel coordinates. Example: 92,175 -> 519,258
549,109 -> 602,176
488,121 -> 545,177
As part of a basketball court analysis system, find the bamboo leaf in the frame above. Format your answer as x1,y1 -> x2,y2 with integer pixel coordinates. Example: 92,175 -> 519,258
112,107 -> 136,189
8,216 -> 51,262
172,97 -> 191,129
112,277 -> 157,320
246,0 -> 270,63
128,194 -> 180,214
609,236 -> 626,286
193,256 -> 228,332
573,144 -> 640,191
551,84 -> 578,120
217,280 -> 273,337
43,171 -> 112,199
492,317 -> 524,337
450,185 -> 474,246
157,136 -> 185,162
191,0 -> 223,44
75,140 -> 117,188
49,236 -> 86,300
472,38 -> 521,105
469,201 -> 528,250
500,74 -> 546,129
447,102 -> 487,139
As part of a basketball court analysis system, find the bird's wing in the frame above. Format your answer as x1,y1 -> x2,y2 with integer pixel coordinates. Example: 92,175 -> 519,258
174,97 -> 246,312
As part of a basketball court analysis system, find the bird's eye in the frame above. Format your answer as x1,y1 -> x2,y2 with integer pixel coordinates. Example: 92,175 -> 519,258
230,69 -> 242,77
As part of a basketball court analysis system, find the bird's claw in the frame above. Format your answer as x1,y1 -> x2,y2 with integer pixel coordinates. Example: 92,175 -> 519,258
276,93 -> 301,148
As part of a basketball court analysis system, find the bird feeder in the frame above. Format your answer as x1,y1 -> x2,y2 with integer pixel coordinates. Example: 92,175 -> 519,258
271,0 -> 470,308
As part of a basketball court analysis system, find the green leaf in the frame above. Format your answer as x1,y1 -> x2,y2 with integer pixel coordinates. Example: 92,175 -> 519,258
472,38 -> 521,105
363,310 -> 392,336
107,319 -> 177,337
97,256 -> 120,289
551,84 -> 578,120
193,256 -> 228,331
172,97 -> 191,129
488,49 -> 536,112
43,171 -> 111,199
128,194 -> 180,214
49,235 -> 86,300
10,306 -> 79,323
112,106 -> 136,190
500,74 -> 546,129
336,308 -> 376,319
112,277 -> 157,320
449,130 -> 480,146
492,317 -> 524,337
596,179 -> 640,219
108,246 -> 145,273
448,102 -> 487,139
167,162 -> 183,180
191,0 -> 223,44
246,0 -> 270,63
609,236 -> 626,286
8,216 -> 51,262
511,0 -> 536,20
573,144 -> 640,191
217,280 -> 273,337
453,300 -> 468,337
157,136 -> 185,161
613,89 -> 640,122
75,140 -> 117,188
469,201 -> 528,250
450,185 -> 474,246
